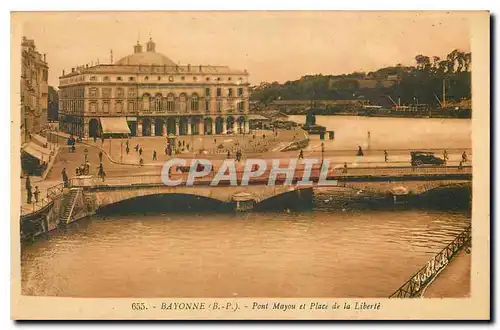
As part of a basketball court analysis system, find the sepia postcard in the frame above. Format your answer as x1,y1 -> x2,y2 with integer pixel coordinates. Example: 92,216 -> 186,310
10,10 -> 490,320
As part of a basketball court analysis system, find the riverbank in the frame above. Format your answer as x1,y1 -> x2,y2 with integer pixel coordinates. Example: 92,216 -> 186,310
423,249 -> 471,298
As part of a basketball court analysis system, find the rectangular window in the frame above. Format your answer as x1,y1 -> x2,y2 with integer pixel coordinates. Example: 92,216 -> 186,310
90,102 -> 97,113
117,88 -> 124,97
205,100 -> 210,112
128,88 -> 135,97
228,88 -> 233,97
116,101 -> 123,113
128,101 -> 135,112
238,88 -> 243,97
216,88 -> 221,97
216,101 -> 222,112
205,88 -> 211,96
103,101 -> 109,113
237,102 -> 244,111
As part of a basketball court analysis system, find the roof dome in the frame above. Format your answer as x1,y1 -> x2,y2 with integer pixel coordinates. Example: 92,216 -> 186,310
115,52 -> 177,66
115,39 -> 177,66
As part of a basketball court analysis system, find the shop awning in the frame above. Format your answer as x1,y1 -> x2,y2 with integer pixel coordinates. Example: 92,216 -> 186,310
247,114 -> 270,121
31,133 -> 48,147
100,117 -> 131,135
22,142 -> 50,162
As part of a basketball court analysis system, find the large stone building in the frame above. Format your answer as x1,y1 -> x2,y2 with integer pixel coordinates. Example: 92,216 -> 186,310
58,38 -> 250,138
21,36 -> 49,143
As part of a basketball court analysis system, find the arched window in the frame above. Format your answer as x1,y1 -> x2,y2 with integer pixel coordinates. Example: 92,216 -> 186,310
142,94 -> 150,111
155,94 -> 162,112
191,93 -> 199,111
166,94 -> 175,112
179,93 -> 187,113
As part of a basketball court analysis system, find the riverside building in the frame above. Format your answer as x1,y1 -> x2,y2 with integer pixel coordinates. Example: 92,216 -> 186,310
58,38 -> 250,138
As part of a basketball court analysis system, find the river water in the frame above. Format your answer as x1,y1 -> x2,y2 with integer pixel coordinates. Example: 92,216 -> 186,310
289,115 -> 471,150
21,200 -> 470,298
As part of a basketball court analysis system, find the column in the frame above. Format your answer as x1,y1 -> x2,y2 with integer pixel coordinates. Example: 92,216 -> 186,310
198,119 -> 204,136
137,121 -> 143,136
84,121 -> 89,138
244,120 -> 250,134
211,118 -> 216,135
175,118 -> 180,136
163,122 -> 167,136
187,118 -> 192,135
151,121 -> 155,136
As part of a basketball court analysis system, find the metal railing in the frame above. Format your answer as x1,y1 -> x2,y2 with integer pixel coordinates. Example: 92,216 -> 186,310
20,182 -> 65,216
389,226 -> 471,298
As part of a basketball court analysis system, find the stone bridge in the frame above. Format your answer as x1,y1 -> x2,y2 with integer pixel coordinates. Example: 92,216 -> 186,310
69,164 -> 472,210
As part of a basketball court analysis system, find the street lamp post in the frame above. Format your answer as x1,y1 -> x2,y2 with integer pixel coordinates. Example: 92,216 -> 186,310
321,142 -> 324,163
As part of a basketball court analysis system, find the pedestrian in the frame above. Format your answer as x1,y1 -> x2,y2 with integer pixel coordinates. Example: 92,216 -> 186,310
298,149 -> 304,160
126,139 -> 129,149
443,149 -> 448,162
214,138 -> 217,144
135,144 -> 139,152
186,143 -> 190,151
62,168 -> 68,187
27,187 -> 32,204
93,135 -> 97,143
458,160 -> 463,170
263,134 -> 266,139
227,150 -> 231,159
462,151 -> 468,162
139,157 -> 144,166
165,146 -> 168,155
343,162 -> 348,174
384,150 -> 388,162
25,174 -> 31,191
357,146 -> 364,156
126,146 -> 130,154
139,147 -> 143,156
98,151 -> 103,163
33,186 -> 40,203
153,150 -> 157,161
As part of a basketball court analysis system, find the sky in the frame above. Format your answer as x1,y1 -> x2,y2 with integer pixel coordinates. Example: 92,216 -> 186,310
13,11 -> 472,88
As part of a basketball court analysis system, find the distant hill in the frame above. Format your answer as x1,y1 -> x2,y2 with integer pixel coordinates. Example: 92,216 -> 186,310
250,49 -> 471,108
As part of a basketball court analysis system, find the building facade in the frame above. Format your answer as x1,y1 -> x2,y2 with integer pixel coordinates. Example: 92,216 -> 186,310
58,38 -> 250,138
21,37 -> 49,143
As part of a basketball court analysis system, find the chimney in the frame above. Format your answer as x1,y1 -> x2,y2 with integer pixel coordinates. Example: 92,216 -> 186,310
43,53 -> 46,62
71,68 -> 75,73
86,64 -> 89,69
199,65 -> 202,72
187,64 -> 191,72
62,69 -> 65,75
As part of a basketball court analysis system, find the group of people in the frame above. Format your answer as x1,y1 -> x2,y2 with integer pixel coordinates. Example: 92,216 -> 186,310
24,175 -> 40,204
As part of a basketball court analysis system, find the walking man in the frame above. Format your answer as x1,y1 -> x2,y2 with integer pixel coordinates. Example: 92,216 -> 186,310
384,150 -> 388,163
62,168 -> 69,188
462,151 -> 468,163
98,151 -> 103,163
153,150 -> 157,161
343,162 -> 348,174
139,147 -> 143,156
126,145 -> 130,155
443,149 -> 449,162
298,149 -> 304,160
33,186 -> 40,203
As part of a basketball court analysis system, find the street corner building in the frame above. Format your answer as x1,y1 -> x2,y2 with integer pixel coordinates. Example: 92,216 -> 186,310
21,36 -> 49,144
58,38 -> 251,139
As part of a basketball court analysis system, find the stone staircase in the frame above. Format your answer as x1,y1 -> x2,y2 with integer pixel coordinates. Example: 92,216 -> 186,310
59,188 -> 82,225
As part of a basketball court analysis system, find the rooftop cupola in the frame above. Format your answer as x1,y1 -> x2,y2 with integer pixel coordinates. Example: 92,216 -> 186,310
133,41 -> 143,54
146,37 -> 156,52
